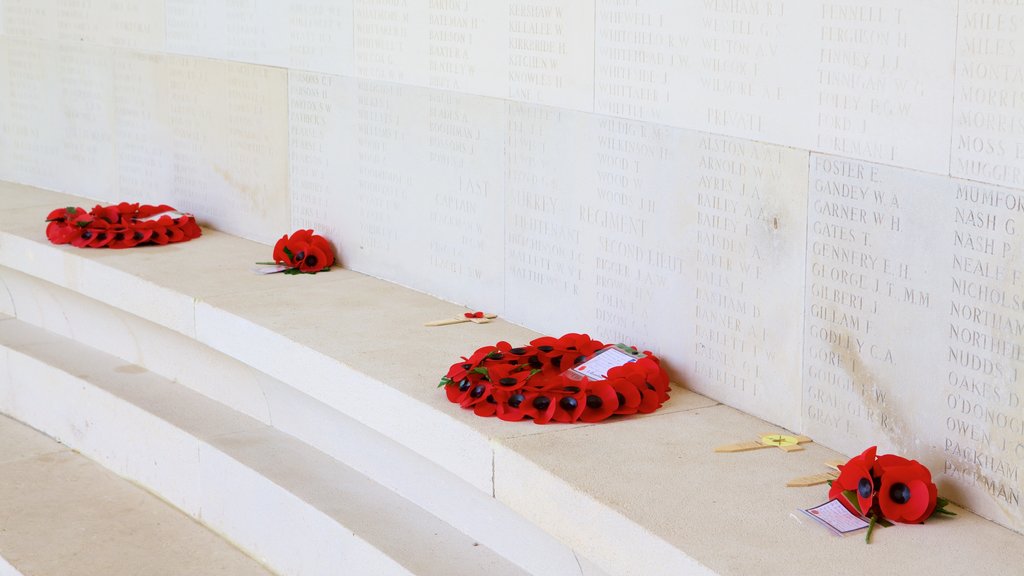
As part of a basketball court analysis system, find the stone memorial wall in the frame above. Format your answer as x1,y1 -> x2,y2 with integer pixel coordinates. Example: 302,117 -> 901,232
0,0 -> 1022,533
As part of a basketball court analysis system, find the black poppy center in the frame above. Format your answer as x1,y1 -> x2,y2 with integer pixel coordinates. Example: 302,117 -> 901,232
532,396 -> 551,411
498,377 -> 517,387
574,354 -> 586,365
889,482 -> 911,505
538,345 -> 554,353
82,230 -> 93,240
470,385 -> 486,399
559,397 -> 578,411
458,379 -> 471,392
295,251 -> 305,262
461,363 -> 472,370
508,393 -> 525,408
586,395 -> 603,409
490,352 -> 505,360
510,347 -> 527,355
305,254 -> 318,267
133,231 -> 144,240
857,477 -> 873,499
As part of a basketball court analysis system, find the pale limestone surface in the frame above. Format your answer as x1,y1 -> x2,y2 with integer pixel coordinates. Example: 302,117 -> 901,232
497,404 -> 1024,576
3,186 -> 1024,574
0,318 -> 549,576
0,416 -> 274,576
0,283 -> 609,576
594,0 -> 957,174
804,155 -> 1024,531
950,2 -> 1024,190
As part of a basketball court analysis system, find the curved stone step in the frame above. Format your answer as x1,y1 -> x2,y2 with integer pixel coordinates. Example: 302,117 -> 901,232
0,315 -> 531,576
0,415 -> 274,576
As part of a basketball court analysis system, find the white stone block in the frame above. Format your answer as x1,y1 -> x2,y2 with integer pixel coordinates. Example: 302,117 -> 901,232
683,131 -> 809,430
804,154 -> 1024,531
165,0 -> 290,67
595,0 -> 958,174
950,2 -> 1024,190
0,0 -> 57,41
503,105 -> 809,429
0,38 -> 63,192
55,43 -> 116,202
353,0 -> 429,86
112,50 -> 174,205
288,0 -> 355,75
161,56 -> 290,243
507,0 -> 595,111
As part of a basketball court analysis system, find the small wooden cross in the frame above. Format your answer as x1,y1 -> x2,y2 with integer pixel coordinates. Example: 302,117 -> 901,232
787,461 -> 846,487
715,433 -> 814,453
424,311 -> 498,327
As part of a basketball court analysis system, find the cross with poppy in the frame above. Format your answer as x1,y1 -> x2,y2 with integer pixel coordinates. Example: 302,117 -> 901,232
787,461 -> 847,487
424,311 -> 498,327
714,433 -> 814,453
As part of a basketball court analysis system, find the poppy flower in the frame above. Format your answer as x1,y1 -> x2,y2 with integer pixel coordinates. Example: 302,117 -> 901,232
579,381 -> 620,422
550,386 -> 586,423
878,461 -> 938,524
609,377 -> 643,415
458,380 -> 492,409
496,390 -> 537,421
46,221 -> 80,244
829,446 -> 878,516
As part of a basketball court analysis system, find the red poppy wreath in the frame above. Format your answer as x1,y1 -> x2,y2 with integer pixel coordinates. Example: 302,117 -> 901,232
439,333 -> 670,424
45,204 -> 201,248
829,446 -> 955,542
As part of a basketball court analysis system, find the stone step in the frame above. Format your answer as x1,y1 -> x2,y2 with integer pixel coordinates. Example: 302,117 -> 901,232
3,183 -> 1024,575
0,415 -> 274,576
0,315 -> 533,576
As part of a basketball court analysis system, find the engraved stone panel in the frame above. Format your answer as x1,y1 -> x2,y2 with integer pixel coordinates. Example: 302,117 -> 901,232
943,179 -> 1024,530
56,42 -> 116,202
334,78 -> 421,283
594,0 -> 692,126
595,0 -> 957,174
424,0 -> 507,97
312,79 -> 507,308
165,0 -> 290,67
2,0 -> 163,50
504,102 -> 590,332
804,154 -> 1024,532
951,2 -> 1024,190
161,56 -> 289,243
103,0 -> 165,51
0,38 -> 63,191
413,89 -> 505,309
288,70 -> 350,242
689,1 -> 816,145
353,0 -> 429,85
504,108 -> 808,414
811,1 -> 956,174
112,50 -> 173,205
507,0 -> 594,110
288,0 -> 354,75
504,108 -> 693,363
578,115 -> 690,366
1,0 -> 57,41
353,0 -> 594,107
684,132 -> 809,429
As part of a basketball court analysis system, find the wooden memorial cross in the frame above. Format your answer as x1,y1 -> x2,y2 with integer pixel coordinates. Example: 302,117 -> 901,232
424,311 -> 498,327
786,461 -> 847,488
715,433 -> 813,453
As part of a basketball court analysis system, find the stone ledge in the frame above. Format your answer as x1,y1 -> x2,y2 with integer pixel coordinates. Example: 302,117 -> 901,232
0,316 -> 535,576
0,415 -> 274,576
2,182 -> 1023,575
